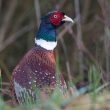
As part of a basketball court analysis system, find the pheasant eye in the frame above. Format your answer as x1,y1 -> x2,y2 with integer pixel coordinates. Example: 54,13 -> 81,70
49,12 -> 63,26
54,15 -> 57,18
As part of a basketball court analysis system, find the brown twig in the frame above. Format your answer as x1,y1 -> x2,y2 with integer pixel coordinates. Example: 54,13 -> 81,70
2,82 -> 10,86
98,0 -> 110,81
0,24 -> 34,53
0,59 -> 11,81
103,27 -> 110,80
34,0 -> 41,28
74,0 -> 84,79
0,0 -> 17,44
12,8 -> 33,32
0,88 -> 11,97
60,37 -> 72,81
98,0 -> 110,28
82,0 -> 91,24
0,0 -> 2,14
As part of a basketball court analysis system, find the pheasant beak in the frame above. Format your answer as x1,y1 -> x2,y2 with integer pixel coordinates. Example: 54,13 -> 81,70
62,15 -> 74,23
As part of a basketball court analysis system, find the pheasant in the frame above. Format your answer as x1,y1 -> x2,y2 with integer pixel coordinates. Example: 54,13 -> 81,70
12,11 -> 73,104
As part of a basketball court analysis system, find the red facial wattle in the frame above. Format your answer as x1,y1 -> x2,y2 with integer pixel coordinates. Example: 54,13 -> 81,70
49,12 -> 64,26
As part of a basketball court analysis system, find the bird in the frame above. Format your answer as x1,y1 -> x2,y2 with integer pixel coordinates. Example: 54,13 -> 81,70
11,11 -> 73,104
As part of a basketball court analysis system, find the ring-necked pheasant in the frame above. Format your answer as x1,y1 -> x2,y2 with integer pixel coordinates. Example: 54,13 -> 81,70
12,11 -> 73,104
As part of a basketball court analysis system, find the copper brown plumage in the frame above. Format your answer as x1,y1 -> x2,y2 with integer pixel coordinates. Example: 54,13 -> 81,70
12,46 -> 66,103
13,46 -> 56,88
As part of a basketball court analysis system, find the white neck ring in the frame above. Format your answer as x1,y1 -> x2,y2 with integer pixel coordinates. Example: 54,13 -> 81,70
35,39 -> 57,50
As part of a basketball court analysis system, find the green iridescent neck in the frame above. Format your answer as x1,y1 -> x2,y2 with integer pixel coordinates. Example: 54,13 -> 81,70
36,20 -> 56,42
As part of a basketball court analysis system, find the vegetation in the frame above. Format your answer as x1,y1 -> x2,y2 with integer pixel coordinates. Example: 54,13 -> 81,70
0,0 -> 110,109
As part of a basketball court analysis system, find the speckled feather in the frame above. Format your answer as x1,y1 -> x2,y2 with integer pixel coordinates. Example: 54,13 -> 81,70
12,45 -> 66,103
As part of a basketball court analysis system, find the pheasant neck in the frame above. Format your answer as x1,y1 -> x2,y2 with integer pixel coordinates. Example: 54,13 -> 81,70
35,21 -> 57,50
